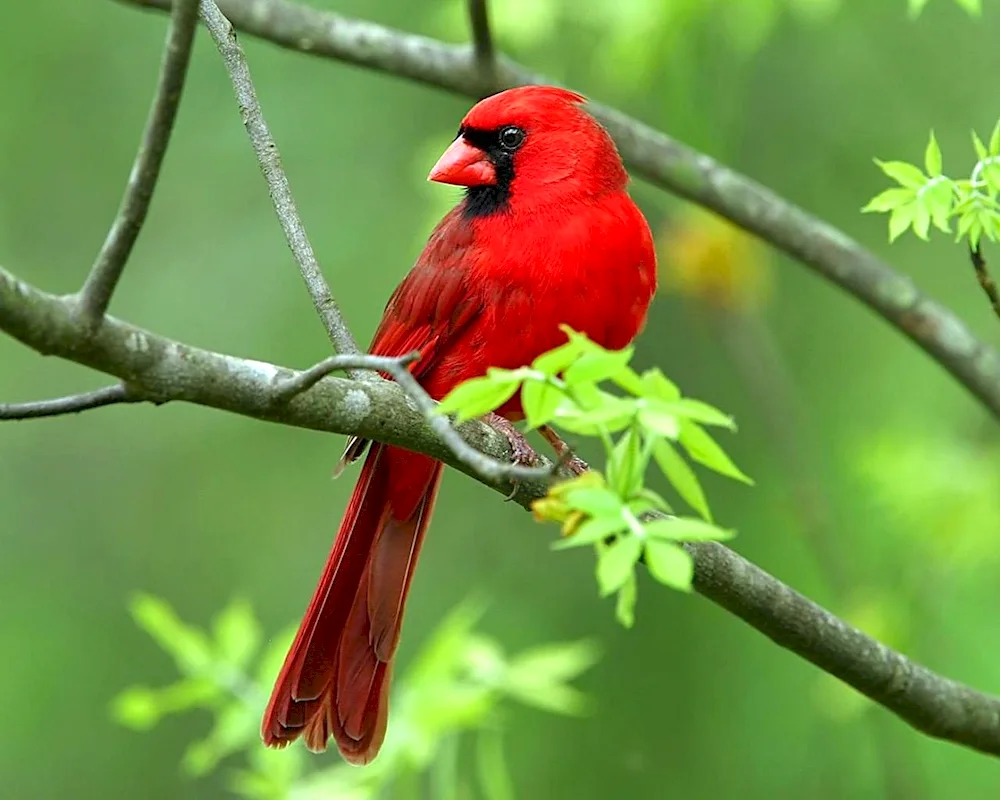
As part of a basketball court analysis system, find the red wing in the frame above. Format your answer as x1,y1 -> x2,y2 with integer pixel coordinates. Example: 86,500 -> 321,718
368,208 -> 482,380
338,210 -> 481,468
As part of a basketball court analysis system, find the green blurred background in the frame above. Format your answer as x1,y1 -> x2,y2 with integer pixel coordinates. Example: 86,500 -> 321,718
3,0 -> 1000,797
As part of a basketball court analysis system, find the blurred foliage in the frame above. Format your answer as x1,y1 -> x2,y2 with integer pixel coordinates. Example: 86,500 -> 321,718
909,0 -> 982,17
657,206 -> 774,311
6,0 -> 1000,798
435,0 -> 842,94
114,596 -> 598,799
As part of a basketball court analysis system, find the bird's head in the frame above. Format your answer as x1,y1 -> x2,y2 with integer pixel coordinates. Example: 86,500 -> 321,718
428,85 -> 628,217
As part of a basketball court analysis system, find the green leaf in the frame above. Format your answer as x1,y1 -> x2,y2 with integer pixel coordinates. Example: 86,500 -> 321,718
954,0 -> 981,15
924,180 -> 954,233
956,208 -> 984,246
615,573 -> 637,628
596,535 -> 642,596
628,487 -> 673,515
564,485 -> 624,517
130,594 -> 213,674
678,421 -> 754,484
655,398 -> 735,428
532,340 -> 582,377
436,374 -> 521,422
974,130 -> 990,162
888,202 -> 916,242
861,187 -> 915,213
644,540 -> 694,591
563,346 -> 634,387
507,640 -> 601,684
522,378 -> 566,429
652,438 -> 712,521
637,404 -> 680,439
554,395 -> 636,435
990,118 -> 1000,157
111,686 -> 163,731
640,368 -> 681,402
608,428 -> 644,497
912,199 -> 931,241
924,130 -> 942,177
611,365 -> 646,396
874,159 -> 926,189
111,678 -> 220,731
551,514 -> 626,549
212,597 -> 261,669
504,679 -> 592,716
644,517 -> 735,542
984,162 -> 1000,195
984,209 -> 1000,244
907,0 -> 930,16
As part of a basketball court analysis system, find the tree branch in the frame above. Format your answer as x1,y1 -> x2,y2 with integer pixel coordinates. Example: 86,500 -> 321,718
76,0 -> 199,329
4,259 -> 1000,757
0,384 -> 139,421
467,0 -> 497,88
970,244 -> 1000,322
273,352 -> 556,483
117,0 -> 1000,423
197,0 -> 364,375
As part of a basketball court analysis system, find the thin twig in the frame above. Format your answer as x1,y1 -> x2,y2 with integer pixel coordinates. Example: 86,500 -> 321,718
0,385 -> 137,420
197,0 -> 364,377
116,0 -> 1000,423
274,351 -> 555,483
467,0 -> 497,89
76,0 -> 199,330
5,260 -> 1000,757
969,244 -> 1000,322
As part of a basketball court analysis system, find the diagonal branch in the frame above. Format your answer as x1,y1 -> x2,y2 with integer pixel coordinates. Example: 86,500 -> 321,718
0,384 -> 139,420
77,0 -> 199,330
197,0 -> 363,375
4,260 -> 1000,758
117,0 -> 1000,422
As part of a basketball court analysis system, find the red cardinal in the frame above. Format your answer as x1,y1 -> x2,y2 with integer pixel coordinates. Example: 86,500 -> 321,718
262,86 -> 657,763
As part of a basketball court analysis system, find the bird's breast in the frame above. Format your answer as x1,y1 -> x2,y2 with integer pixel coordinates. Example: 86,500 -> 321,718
424,192 -> 656,406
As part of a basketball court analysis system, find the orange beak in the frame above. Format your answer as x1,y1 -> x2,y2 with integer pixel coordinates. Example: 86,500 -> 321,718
427,137 -> 496,186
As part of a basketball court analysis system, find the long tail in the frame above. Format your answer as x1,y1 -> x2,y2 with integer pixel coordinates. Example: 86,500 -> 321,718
261,443 -> 443,764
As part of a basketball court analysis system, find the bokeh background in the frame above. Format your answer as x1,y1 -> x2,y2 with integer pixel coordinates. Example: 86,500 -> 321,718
3,0 -> 1000,797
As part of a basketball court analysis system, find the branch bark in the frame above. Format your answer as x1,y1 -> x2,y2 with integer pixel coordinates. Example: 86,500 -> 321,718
196,0 -> 363,374
0,384 -> 139,420
116,0 -> 1000,423
4,260 -> 1000,757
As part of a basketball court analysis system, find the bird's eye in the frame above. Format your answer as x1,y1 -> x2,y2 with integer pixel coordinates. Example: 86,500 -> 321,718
498,126 -> 526,151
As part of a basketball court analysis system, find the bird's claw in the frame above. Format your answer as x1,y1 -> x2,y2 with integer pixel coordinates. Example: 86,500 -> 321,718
562,454 -> 589,477
484,413 -> 538,500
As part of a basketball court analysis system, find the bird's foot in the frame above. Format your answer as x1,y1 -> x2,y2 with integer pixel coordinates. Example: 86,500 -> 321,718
539,425 -> 589,477
484,413 -> 538,500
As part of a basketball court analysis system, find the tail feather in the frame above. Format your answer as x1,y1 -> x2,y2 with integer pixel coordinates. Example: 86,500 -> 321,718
262,443 -> 443,764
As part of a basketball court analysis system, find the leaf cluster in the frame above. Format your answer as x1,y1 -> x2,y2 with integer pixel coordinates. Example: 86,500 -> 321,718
437,327 -> 751,627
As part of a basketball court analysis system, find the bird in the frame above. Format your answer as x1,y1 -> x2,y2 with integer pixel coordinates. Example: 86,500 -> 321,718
261,85 -> 657,764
